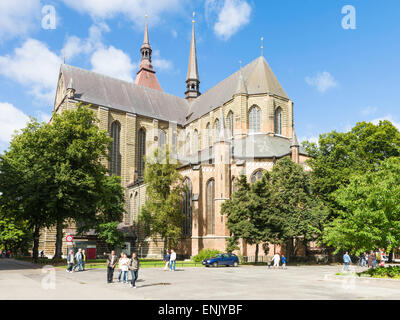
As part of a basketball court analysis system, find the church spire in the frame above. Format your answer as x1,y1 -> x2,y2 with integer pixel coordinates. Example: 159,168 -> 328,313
135,15 -> 162,91
185,12 -> 200,101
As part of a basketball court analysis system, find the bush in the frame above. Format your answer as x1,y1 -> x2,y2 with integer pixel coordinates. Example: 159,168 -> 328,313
192,249 -> 221,263
359,266 -> 400,278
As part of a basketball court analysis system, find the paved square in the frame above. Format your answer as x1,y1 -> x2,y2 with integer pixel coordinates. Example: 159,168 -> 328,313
1,259 -> 400,300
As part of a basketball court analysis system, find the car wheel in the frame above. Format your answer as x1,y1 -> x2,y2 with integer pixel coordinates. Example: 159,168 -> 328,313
212,262 -> 218,268
233,262 -> 238,267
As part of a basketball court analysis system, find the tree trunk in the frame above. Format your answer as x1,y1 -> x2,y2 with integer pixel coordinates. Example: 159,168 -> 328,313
255,243 -> 259,263
388,249 -> 394,263
32,226 -> 40,263
53,219 -> 64,260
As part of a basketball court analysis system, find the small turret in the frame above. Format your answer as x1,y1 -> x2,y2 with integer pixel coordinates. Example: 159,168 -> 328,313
66,77 -> 75,99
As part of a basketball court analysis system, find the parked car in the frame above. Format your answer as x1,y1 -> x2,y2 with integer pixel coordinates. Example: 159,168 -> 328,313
202,253 -> 239,267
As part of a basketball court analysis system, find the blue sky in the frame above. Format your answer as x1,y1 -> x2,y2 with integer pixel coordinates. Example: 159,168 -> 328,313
0,0 -> 399,152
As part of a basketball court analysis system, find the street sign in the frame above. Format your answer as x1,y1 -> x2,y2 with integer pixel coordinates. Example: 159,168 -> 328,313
66,235 -> 73,242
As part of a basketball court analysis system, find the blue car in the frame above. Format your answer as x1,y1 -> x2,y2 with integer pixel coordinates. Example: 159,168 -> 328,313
202,253 -> 239,267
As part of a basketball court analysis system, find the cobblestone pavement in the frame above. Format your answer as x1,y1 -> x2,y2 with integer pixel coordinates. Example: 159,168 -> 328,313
1,258 -> 399,300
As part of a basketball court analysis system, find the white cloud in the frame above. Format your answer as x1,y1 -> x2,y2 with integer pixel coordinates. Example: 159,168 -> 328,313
61,0 -> 183,28
370,115 -> 400,130
206,0 -> 252,40
0,39 -> 62,103
91,46 -> 136,82
0,102 -> 30,151
305,71 -> 338,93
152,50 -> 173,71
299,135 -> 319,145
171,29 -> 178,38
0,0 -> 41,41
62,23 -> 110,61
361,106 -> 378,116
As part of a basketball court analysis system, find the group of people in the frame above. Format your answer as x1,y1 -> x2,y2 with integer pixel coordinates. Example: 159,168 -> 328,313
0,250 -> 11,258
163,249 -> 177,271
266,253 -> 287,269
66,248 -> 87,273
343,251 -> 384,271
104,251 -> 140,288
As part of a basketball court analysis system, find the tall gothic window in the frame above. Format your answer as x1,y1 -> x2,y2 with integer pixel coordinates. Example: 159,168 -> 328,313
110,121 -> 121,176
186,133 -> 191,155
193,130 -> 199,153
249,105 -> 261,133
274,107 -> 283,135
137,128 -> 146,179
132,192 -> 139,223
206,179 -> 215,235
214,118 -> 220,137
158,129 -> 166,148
182,178 -> 192,236
227,111 -> 234,138
206,123 -> 211,147
251,169 -> 264,183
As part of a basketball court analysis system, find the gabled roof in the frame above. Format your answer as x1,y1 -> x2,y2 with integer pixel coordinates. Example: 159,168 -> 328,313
185,56 -> 289,124
60,64 -> 189,124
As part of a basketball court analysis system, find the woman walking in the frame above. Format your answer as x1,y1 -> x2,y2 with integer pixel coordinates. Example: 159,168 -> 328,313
82,249 -> 86,271
129,252 -> 140,288
119,253 -> 130,284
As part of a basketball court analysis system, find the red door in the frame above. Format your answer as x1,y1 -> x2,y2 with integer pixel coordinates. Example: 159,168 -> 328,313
86,248 -> 96,259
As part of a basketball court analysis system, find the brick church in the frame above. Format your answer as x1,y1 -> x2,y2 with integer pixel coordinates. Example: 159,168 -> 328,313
39,17 -> 309,259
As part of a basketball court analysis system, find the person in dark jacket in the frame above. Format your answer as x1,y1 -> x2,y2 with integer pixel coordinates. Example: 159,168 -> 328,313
104,250 -> 118,283
164,250 -> 170,271
129,252 -> 140,288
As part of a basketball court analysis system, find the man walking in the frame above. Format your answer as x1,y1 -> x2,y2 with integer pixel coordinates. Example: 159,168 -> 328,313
81,249 -> 86,271
105,250 -> 118,283
164,250 -> 170,271
272,253 -> 280,268
66,250 -> 74,273
266,255 -> 272,269
73,248 -> 83,272
343,251 -> 351,271
169,249 -> 176,271
129,252 -> 140,288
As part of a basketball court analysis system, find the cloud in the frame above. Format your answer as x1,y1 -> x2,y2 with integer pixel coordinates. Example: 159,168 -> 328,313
62,22 -> 110,61
206,0 -> 252,40
305,71 -> 338,93
361,106 -> 378,116
61,0 -> 183,28
370,115 -> 400,130
0,0 -> 42,41
91,46 -> 136,82
299,135 -> 319,145
0,39 -> 62,103
0,102 -> 30,152
152,50 -> 173,71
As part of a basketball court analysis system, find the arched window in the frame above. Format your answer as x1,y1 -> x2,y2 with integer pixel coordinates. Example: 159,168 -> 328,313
193,130 -> 199,153
185,132 -> 191,155
132,192 -> 139,224
137,128 -> 146,179
274,107 -> 282,135
227,111 -> 234,138
206,179 -> 215,235
214,118 -> 220,136
158,129 -> 166,148
182,178 -> 192,236
206,122 -> 211,147
251,169 -> 264,183
110,121 -> 121,176
249,105 -> 261,133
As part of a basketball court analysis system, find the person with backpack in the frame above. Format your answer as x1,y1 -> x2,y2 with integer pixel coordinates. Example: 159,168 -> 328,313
129,252 -> 140,288
73,248 -> 83,272
164,250 -> 170,271
343,252 -> 351,271
66,250 -> 74,273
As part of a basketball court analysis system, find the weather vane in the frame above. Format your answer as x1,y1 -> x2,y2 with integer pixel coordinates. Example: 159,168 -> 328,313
192,11 -> 195,23
261,36 -> 264,56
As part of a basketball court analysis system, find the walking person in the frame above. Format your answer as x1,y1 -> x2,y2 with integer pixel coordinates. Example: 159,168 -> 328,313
129,252 -> 140,288
281,255 -> 287,269
372,252 -> 377,268
164,250 -> 170,271
272,253 -> 280,268
105,250 -> 118,283
66,250 -> 74,273
169,249 -> 176,271
73,248 -> 83,272
119,253 -> 130,284
343,251 -> 351,271
266,255 -> 272,269
360,252 -> 367,268
117,252 -> 124,282
367,251 -> 373,268
81,249 -> 86,271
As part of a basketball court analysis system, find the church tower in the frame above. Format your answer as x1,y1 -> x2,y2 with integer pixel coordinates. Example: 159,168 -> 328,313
134,15 -> 162,91
185,13 -> 200,101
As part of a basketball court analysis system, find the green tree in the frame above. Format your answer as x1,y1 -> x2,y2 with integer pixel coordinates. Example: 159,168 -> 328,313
303,120 -> 400,219
139,147 -> 185,251
323,157 -> 400,255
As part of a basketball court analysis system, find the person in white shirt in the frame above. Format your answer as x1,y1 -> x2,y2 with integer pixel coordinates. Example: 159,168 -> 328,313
169,249 -> 177,271
119,253 -> 130,284
272,253 -> 280,268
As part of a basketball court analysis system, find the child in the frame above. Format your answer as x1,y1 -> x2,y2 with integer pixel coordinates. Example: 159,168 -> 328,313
281,255 -> 287,269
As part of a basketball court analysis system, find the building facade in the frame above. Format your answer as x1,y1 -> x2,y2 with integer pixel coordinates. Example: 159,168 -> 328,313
39,17 -> 309,258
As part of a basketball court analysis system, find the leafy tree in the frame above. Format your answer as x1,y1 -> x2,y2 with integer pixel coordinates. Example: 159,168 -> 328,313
269,157 -> 328,258
304,120 -> 400,219
323,157 -> 400,255
139,147 -> 185,251
96,222 -> 125,251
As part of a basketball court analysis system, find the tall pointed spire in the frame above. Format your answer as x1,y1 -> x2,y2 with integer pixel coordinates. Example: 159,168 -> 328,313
135,15 -> 162,91
185,12 -> 200,101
